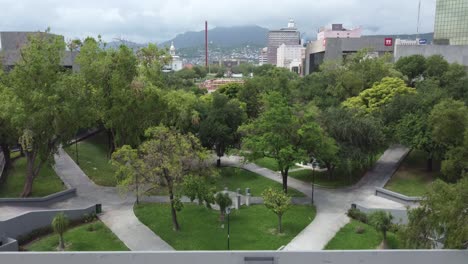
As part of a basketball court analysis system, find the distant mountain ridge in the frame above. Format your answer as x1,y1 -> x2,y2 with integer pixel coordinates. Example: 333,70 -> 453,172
160,25 -> 269,49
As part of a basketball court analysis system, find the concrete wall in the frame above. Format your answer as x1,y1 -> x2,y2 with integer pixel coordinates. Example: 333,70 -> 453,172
394,45 -> 468,66
0,250 -> 466,264
0,237 -> 18,252
375,188 -> 422,207
0,205 -> 96,239
355,204 -> 409,225
0,188 -> 77,206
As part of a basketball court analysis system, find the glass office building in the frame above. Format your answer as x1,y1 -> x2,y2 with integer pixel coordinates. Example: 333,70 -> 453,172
434,0 -> 468,45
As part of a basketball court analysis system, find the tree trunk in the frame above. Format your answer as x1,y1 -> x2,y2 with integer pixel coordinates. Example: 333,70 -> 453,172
427,157 -> 433,172
326,163 -> 334,181
21,153 -> 35,197
217,157 -> 221,167
281,170 -> 288,194
169,189 -> 180,231
58,233 -> 65,250
383,230 -> 387,241
278,214 -> 283,233
107,129 -> 116,158
1,144 -> 11,171
220,211 -> 225,222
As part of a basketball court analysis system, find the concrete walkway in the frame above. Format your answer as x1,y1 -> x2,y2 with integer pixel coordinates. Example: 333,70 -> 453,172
220,145 -> 410,250
53,148 -> 174,251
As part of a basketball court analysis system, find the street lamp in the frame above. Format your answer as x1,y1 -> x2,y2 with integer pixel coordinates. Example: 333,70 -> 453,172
226,207 -> 231,250
311,161 -> 319,205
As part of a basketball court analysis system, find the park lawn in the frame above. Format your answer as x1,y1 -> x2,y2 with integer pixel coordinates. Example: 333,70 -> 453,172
134,203 -> 315,250
0,158 -> 64,198
385,150 -> 437,197
216,167 -> 305,197
325,219 -> 400,250
25,221 -> 129,251
254,157 -> 299,171
65,133 -> 117,186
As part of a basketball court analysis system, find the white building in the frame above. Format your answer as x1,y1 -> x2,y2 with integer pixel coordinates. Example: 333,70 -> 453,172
168,42 -> 183,72
276,43 -> 305,74
258,47 -> 268,65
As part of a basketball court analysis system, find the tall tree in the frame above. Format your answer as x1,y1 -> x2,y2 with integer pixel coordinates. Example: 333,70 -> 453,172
395,55 -> 426,85
199,93 -> 246,166
429,99 -> 468,149
262,187 -> 291,233
4,32 -> 81,196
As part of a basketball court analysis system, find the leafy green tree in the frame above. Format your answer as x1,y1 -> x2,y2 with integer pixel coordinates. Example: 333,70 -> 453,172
343,77 -> 415,113
161,90 -> 201,133
0,73 -> 18,174
429,99 -> 468,148
113,126 -> 209,231
137,43 -> 171,87
183,175 -> 216,207
240,92 -> 307,193
262,187 -> 291,233
52,212 -> 70,251
215,192 -> 232,221
441,63 -> 468,102
4,32 -> 83,197
424,55 -> 449,80
111,145 -> 145,204
401,178 -> 468,249
369,210 -> 393,242
199,93 -> 246,166
395,55 -> 426,84
217,83 -> 243,99
440,130 -> 468,182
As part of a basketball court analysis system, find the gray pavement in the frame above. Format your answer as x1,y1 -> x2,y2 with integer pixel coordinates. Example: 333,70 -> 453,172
220,145 -> 410,250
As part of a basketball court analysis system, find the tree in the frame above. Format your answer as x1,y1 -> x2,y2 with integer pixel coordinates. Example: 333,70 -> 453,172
429,99 -> 468,148
113,126 -> 209,231
395,55 -> 426,85
199,93 -> 246,166
440,130 -> 468,182
369,210 -> 393,242
217,83 -> 243,99
401,178 -> 468,249
183,175 -> 216,207
424,55 -> 449,80
215,192 -> 232,221
4,32 -> 82,197
240,92 -> 307,193
343,77 -> 415,113
52,212 -> 70,251
111,145 -> 145,204
262,187 -> 291,233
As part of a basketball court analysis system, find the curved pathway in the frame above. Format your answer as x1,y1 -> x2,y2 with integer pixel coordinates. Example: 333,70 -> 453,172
220,145 -> 409,250
53,148 -> 174,251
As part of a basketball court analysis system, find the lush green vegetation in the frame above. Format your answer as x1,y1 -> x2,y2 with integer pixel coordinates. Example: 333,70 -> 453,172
134,203 -> 315,250
289,170 -> 356,188
254,157 -> 298,171
0,157 -> 64,198
385,150 -> 437,196
25,221 -> 128,251
65,133 -> 116,186
325,220 -> 400,250
216,167 -> 304,197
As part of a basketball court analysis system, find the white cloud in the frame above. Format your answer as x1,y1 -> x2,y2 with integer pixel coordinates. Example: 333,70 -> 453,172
0,0 -> 437,43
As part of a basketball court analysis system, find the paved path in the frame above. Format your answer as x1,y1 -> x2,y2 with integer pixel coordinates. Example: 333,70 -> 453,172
220,145 -> 409,250
53,148 -> 174,251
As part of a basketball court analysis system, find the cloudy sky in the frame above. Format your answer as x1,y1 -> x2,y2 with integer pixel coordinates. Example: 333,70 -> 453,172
0,0 -> 437,43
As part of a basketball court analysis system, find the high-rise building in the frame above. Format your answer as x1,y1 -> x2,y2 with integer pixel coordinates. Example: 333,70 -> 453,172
276,43 -> 305,74
434,0 -> 468,45
258,47 -> 268,65
267,19 -> 301,65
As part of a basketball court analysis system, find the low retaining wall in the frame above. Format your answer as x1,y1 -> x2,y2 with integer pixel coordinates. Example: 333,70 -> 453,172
0,237 -> 18,252
0,188 -> 77,206
0,250 -> 466,264
375,187 -> 422,206
0,205 -> 97,240
355,203 -> 409,224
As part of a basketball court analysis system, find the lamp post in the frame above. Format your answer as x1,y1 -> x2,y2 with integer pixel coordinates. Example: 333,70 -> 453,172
226,207 -> 231,250
311,161 -> 318,205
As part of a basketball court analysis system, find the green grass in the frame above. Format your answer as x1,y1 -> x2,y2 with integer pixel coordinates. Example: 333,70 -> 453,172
65,133 -> 117,186
325,220 -> 400,250
134,203 -> 315,250
0,158 -> 64,198
10,151 -> 21,159
288,170 -> 353,188
254,157 -> 299,171
385,150 -> 437,197
25,221 -> 129,251
216,167 -> 305,197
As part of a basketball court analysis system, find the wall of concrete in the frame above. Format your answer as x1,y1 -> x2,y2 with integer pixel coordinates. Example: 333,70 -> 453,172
0,188 -> 77,206
394,45 -> 468,66
0,205 -> 96,239
0,237 -> 18,252
375,188 -> 422,207
355,204 -> 409,225
0,250 -> 466,264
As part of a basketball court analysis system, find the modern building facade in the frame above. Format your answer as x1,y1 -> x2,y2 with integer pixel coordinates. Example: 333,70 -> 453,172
394,43 -> 468,68
0,31 -> 78,71
258,47 -> 268,65
304,37 -> 394,75
267,19 -> 301,65
434,0 -> 468,45
276,43 -> 305,74
317,24 -> 362,41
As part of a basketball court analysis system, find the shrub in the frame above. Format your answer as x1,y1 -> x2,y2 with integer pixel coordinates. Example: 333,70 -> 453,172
215,192 -> 232,221
355,226 -> 365,234
347,208 -> 368,223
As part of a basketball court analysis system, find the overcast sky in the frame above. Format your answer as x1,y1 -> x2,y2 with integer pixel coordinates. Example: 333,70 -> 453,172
0,0 -> 437,43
